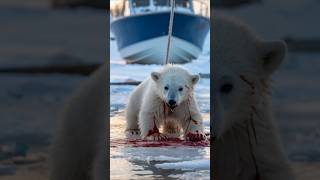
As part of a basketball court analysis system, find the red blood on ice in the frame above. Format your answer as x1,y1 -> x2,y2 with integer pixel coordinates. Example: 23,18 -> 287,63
186,132 -> 206,142
110,136 -> 210,148
127,138 -> 209,147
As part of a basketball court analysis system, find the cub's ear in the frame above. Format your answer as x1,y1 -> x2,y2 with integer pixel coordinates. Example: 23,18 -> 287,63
151,72 -> 161,81
191,74 -> 200,85
259,40 -> 287,76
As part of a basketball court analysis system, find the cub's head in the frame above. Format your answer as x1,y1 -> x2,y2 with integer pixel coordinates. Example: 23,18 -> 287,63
151,65 -> 200,110
213,15 -> 287,136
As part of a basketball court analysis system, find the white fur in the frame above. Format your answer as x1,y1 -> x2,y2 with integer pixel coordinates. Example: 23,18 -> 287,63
49,64 -> 204,179
213,14 -> 294,180
49,14 -> 294,179
125,64 -> 204,140
50,64 -> 107,180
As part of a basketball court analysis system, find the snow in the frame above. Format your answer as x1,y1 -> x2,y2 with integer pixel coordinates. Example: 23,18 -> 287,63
110,30 -> 211,177
110,13 -> 210,178
0,0 -> 319,178
109,0 -> 320,177
110,32 -> 210,82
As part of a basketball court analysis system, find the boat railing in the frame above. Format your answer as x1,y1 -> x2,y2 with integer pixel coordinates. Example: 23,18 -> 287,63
192,0 -> 209,16
110,0 -> 209,19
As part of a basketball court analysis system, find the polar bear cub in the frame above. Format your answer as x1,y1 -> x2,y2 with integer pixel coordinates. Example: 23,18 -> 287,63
125,64 -> 206,141
212,15 -> 294,180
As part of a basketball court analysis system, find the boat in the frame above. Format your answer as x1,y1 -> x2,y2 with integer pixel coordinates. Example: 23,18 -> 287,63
110,0 -> 210,64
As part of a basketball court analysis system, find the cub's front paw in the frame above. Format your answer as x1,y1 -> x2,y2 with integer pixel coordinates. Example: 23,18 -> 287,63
144,133 -> 168,141
125,129 -> 141,139
186,131 -> 206,141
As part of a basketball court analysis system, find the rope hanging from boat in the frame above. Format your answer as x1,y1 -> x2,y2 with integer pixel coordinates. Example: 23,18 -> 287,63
164,0 -> 175,65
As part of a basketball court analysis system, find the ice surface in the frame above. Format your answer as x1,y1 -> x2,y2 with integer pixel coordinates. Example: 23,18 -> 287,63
168,171 -> 210,180
155,159 -> 210,170
1,0 -> 319,178
110,26 -> 210,179
110,112 -> 211,179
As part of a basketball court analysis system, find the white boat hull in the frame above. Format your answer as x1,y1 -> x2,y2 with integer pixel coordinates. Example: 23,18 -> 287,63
119,36 -> 202,64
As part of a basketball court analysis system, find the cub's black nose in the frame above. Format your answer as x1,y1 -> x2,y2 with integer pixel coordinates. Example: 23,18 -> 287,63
168,100 -> 176,106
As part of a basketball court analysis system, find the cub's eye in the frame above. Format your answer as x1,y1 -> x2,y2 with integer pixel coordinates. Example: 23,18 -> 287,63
164,86 -> 169,90
178,87 -> 183,91
220,83 -> 233,94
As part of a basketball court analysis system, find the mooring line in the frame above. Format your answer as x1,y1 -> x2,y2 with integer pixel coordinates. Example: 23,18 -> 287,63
164,0 -> 175,65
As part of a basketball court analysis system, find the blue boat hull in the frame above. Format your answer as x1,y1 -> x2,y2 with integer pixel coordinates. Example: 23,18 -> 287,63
111,11 -> 209,64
